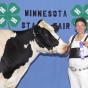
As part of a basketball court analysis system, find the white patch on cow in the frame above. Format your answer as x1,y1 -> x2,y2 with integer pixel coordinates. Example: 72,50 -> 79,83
0,30 -> 16,61
38,20 -> 54,32
24,44 -> 28,48
38,20 -> 59,39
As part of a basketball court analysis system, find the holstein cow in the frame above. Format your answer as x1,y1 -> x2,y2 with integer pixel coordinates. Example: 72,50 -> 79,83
0,19 -> 68,88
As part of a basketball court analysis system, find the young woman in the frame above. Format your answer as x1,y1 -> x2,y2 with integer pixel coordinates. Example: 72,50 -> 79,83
66,17 -> 88,88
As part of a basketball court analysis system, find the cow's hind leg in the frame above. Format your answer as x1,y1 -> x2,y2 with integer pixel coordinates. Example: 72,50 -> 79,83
4,63 -> 30,88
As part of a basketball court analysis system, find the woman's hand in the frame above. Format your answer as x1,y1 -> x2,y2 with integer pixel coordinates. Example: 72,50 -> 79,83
63,42 -> 71,56
82,41 -> 88,48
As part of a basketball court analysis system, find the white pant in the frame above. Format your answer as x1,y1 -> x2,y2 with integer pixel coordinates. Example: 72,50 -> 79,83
68,68 -> 88,88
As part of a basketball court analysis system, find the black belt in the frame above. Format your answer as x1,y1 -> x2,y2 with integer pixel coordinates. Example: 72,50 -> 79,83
69,48 -> 88,58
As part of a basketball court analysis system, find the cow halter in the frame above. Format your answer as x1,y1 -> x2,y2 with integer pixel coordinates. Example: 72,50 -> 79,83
33,30 -> 45,47
57,37 -> 60,41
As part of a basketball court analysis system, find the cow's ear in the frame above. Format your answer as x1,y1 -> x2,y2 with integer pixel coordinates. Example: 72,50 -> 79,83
51,23 -> 59,32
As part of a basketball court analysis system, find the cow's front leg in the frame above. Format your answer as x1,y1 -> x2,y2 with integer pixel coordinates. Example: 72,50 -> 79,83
0,73 -> 7,88
4,69 -> 18,88
4,62 -> 30,88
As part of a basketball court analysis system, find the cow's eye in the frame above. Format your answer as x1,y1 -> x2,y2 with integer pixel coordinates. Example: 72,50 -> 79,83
43,32 -> 48,37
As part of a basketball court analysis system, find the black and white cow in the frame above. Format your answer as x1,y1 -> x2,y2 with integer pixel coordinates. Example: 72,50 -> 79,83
0,19 -> 68,88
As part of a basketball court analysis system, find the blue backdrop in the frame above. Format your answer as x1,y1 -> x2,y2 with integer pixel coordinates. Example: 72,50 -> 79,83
0,0 -> 88,88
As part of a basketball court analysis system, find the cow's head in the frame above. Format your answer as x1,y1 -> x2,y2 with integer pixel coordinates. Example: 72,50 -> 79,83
33,19 -> 68,54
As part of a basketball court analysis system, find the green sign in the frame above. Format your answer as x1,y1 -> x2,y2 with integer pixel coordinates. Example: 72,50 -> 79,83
71,4 -> 88,29
0,2 -> 21,29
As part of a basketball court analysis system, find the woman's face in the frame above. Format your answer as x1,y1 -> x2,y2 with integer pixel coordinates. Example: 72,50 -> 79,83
75,21 -> 86,34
